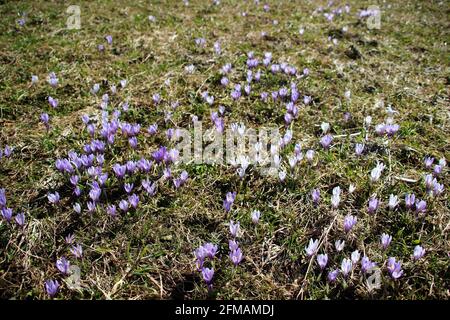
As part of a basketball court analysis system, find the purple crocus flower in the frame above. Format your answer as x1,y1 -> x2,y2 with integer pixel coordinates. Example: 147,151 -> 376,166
128,194 -> 139,209
105,35 -> 113,45
229,240 -> 239,252
152,146 -> 168,163
65,234 -> 75,244
368,197 -> 379,214
48,96 -> 58,108
415,200 -> 427,214
105,204 -> 116,217
320,134 -> 333,149
89,184 -> 102,202
48,72 -> 58,87
405,193 -> 415,209
361,256 -> 377,273
119,200 -> 129,212
229,220 -> 240,238
202,243 -> 218,259
56,257 -> 70,275
142,179 -> 157,196
413,245 -> 425,261
387,257 -> 403,279
40,113 -> 50,130
311,189 -> 320,205
424,157 -> 434,169
229,248 -> 243,266
124,183 -> 134,194
223,191 -> 236,212
327,269 -> 339,283
343,215 -> 357,233
251,210 -> 261,224
45,280 -> 59,298
433,165 -> 442,176
1,208 -> 13,222
0,188 -> 6,208
15,212 -> 26,226
381,233 -> 392,250
305,238 -> 319,257
341,258 -> 353,277
3,145 -> 12,157
70,244 -> 83,258
201,267 -> 214,286
146,123 -> 158,136
47,192 -> 60,204
317,254 -> 328,270
113,164 -> 127,179
355,143 -> 364,156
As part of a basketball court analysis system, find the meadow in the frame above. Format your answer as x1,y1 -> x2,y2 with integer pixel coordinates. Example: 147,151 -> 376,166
0,0 -> 449,300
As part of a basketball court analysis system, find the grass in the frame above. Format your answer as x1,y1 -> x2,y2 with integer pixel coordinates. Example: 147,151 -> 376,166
0,0 -> 449,300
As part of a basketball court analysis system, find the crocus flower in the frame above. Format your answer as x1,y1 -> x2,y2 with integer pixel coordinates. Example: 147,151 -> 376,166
1,208 -> 13,222
320,134 -> 333,149
106,205 -> 117,217
388,194 -> 399,210
113,164 -> 127,179
433,165 -> 442,175
317,254 -> 328,270
202,243 -> 218,259
341,258 -> 353,277
40,113 -> 50,130
229,240 -> 239,252
381,233 -> 392,250
105,35 -> 113,45
306,150 -> 315,162
361,256 -> 377,273
311,189 -> 320,205
223,192 -> 236,212
15,212 -> 26,226
73,203 -> 81,214
31,75 -> 38,84
201,267 -> 214,286
229,220 -> 240,238
331,186 -> 341,209
415,200 -> 427,214
370,162 -> 385,182
305,238 -> 319,257
424,157 -> 434,169
56,257 -> 70,275
368,197 -> 379,214
229,248 -> 243,266
251,210 -> 261,224
405,193 -> 415,209
128,194 -> 139,209
335,240 -> 345,251
387,257 -> 403,279
70,244 -> 83,258
65,234 -> 75,244
48,96 -> 58,108
124,183 -> 134,194
48,192 -> 60,204
351,250 -> 360,264
119,200 -> 129,212
355,143 -> 364,156
327,269 -> 339,283
45,280 -> 59,298
413,245 -> 425,261
4,145 -> 12,157
0,188 -> 6,208
343,215 -> 357,233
